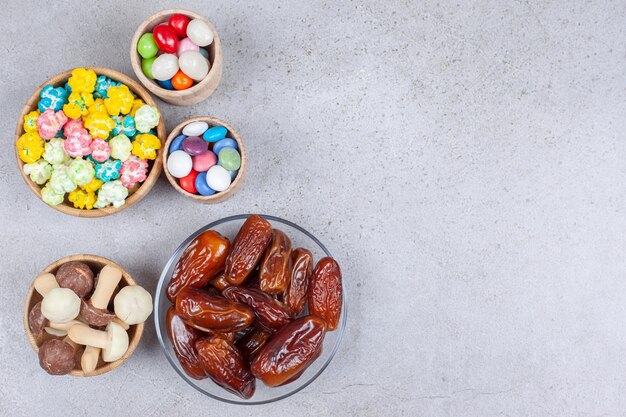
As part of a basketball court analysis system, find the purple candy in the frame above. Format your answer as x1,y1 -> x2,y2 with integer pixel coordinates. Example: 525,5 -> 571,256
182,136 -> 208,156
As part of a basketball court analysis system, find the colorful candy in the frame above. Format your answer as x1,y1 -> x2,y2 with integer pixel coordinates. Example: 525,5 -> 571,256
177,37 -> 199,56
171,70 -> 193,90
63,92 -> 94,119
67,68 -> 97,93
68,189 -> 97,210
141,56 -> 157,79
81,177 -> 103,193
23,160 -> 52,185
104,84 -> 134,116
218,147 -> 241,171
206,165 -> 231,192
186,19 -> 214,47
109,134 -> 133,161
43,138 -> 70,165
178,51 -> 209,81
137,33 -> 158,59
157,78 -> 175,90
120,156 -> 149,188
24,110 -> 40,132
94,75 -> 119,99
152,54 -> 179,81
38,85 -> 68,112
169,14 -> 191,38
95,159 -> 122,182
134,105 -> 160,133
68,159 -> 95,186
89,139 -> 111,162
36,109 -> 68,140
179,169 -> 199,194
84,111 -> 115,139
64,128 -> 92,158
167,150 -> 192,178
169,134 -> 186,152
49,164 -> 77,194
94,180 -> 128,209
195,171 -> 216,196
112,114 -> 136,137
212,138 -> 238,156
132,133 -> 161,160
41,185 -> 65,206
203,126 -> 227,142
17,131 -> 45,163
192,151 -> 216,172
153,24 -> 179,54
182,136 -> 207,156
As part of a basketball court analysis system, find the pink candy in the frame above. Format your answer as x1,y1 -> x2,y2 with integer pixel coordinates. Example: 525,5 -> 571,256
120,155 -> 148,188
89,139 -> 111,162
177,37 -> 200,56
37,109 -> 68,140
64,129 -> 92,158
63,118 -> 85,137
192,151 -> 217,172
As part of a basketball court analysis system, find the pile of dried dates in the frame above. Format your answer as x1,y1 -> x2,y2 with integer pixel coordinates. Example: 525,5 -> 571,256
166,214 -> 343,398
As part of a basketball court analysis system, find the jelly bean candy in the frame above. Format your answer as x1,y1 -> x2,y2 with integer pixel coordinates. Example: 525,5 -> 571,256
141,56 -> 156,79
93,75 -> 119,99
23,160 -> 52,185
43,138 -> 70,165
105,84 -> 134,116
85,98 -> 107,117
169,14 -> 191,38
68,158 -> 95,186
64,129 -> 92,158
84,111 -> 115,139
132,133 -> 161,160
68,188 -> 97,210
130,99 -> 145,117
63,91 -> 95,119
49,164 -> 77,194
89,138 -> 111,162
134,105 -> 160,133
120,155 -> 148,188
38,85 -> 69,112
153,23 -> 179,54
23,110 -> 40,132
157,78 -> 175,90
36,109 -> 68,140
67,68 -> 97,93
94,180 -> 128,209
17,131 -> 45,163
172,70 -> 193,90
41,184 -> 65,206
81,177 -> 103,193
109,134 -> 133,161
137,33 -> 158,59
112,114 -> 136,137
95,159 -> 122,182
177,37 -> 199,56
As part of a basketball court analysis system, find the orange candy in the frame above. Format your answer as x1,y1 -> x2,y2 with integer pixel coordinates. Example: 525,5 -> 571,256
172,70 -> 194,90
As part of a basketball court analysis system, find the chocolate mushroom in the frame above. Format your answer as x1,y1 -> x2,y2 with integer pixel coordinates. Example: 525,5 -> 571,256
38,336 -> 79,375
56,261 -> 94,298
81,345 -> 100,374
68,322 -> 129,362
113,285 -> 153,325
28,302 -> 81,337
80,265 -> 122,327
41,288 -> 81,324
33,272 -> 59,296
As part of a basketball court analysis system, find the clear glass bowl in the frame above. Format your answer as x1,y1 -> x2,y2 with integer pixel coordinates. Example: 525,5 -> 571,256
154,214 -> 347,404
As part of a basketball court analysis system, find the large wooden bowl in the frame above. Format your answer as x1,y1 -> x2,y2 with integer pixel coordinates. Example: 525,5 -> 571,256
130,9 -> 223,106
23,255 -> 145,377
162,116 -> 246,203
14,67 -> 166,218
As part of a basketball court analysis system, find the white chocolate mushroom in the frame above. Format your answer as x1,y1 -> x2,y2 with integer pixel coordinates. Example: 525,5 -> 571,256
41,288 -> 80,323
44,319 -> 83,336
114,285 -> 153,325
34,273 -> 59,296
68,322 -> 128,362
81,345 -> 101,373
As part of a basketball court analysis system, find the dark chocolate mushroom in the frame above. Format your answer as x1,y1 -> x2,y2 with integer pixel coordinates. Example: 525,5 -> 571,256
29,302 -> 47,337
56,261 -> 94,298
38,338 -> 77,375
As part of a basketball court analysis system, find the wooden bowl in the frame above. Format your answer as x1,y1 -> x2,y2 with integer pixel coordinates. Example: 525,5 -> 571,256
130,9 -> 223,106
163,116 -> 246,203
14,67 -> 166,218
23,254 -> 145,377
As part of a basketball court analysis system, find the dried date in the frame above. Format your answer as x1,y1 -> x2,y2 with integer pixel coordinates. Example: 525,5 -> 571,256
308,257 -> 343,331
222,287 -> 293,330
283,248 -> 313,314
176,287 -> 254,332
224,215 -> 272,285
166,307 -> 208,380
259,229 -> 292,294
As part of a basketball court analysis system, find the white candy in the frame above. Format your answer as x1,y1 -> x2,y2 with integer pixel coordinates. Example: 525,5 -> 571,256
152,53 -> 179,81
167,150 -> 192,178
206,165 -> 231,192
179,51 -> 210,81
182,121 -> 209,137
186,19 -> 214,47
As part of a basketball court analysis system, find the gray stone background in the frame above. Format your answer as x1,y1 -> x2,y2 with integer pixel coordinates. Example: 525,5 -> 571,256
1,0 -> 625,415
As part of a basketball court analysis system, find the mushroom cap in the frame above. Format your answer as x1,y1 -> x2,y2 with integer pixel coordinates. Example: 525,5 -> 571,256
102,322 -> 129,362
80,299 -> 115,327
28,301 -> 47,337
114,285 -> 153,325
56,261 -> 94,298
38,339 -> 76,375
41,288 -> 81,323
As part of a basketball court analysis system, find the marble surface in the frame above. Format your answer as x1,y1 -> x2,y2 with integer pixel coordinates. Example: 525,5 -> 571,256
0,0 -> 624,415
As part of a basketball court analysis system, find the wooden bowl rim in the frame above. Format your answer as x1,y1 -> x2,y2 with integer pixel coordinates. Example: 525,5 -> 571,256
162,116 -> 246,203
14,67 -> 166,218
22,254 -> 145,377
130,8 -> 222,97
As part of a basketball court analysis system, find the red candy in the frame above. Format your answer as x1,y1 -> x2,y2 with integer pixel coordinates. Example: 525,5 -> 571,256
169,14 -> 191,38
153,24 -> 179,54
179,169 -> 199,194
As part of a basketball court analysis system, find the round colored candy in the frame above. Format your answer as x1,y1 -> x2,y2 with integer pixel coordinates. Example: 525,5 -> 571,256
178,51 -> 209,81
172,70 -> 194,90
182,121 -> 208,137
211,138 -> 238,156
198,48 -> 209,59
218,147 -> 241,171
187,19 -> 214,47
152,54 -> 179,81
157,78 -> 175,90
141,56 -> 156,79
137,33 -> 158,59
195,171 -> 216,196
169,14 -> 191,38
169,134 -> 186,153
206,165 -> 231,192
203,126 -> 227,142
179,169 -> 199,194
153,24 -> 179,54
182,136 -> 208,156
177,37 -> 199,56
167,150 -> 192,178
227,169 -> 238,180
192,151 -> 217,172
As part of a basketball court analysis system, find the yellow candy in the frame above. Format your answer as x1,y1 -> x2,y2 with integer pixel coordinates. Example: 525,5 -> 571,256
63,91 -> 95,119
82,98 -> 107,121
17,131 -> 45,163
23,110 -> 40,132
81,177 -> 103,193
104,84 -> 134,116
68,68 -> 97,93
130,99 -> 145,117
84,111 -> 115,139
68,189 -> 97,210
132,133 -> 161,160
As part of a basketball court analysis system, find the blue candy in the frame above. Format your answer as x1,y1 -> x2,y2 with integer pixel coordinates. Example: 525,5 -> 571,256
195,171 -> 216,196
94,75 -> 120,98
95,159 -> 122,182
211,138 -> 237,156
203,126 -> 227,143
157,78 -> 175,90
198,48 -> 209,59
112,115 -> 137,137
38,85 -> 69,112
169,134 -> 187,153
226,169 -> 238,180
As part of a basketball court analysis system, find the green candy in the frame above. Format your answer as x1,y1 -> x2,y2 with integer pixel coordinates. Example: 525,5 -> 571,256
218,147 -> 241,171
137,33 -> 158,59
141,57 -> 157,79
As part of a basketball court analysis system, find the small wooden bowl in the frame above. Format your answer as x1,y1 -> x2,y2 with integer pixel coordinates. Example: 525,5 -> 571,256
23,254 -> 145,377
163,116 -> 246,203
130,9 -> 223,106
15,67 -> 166,218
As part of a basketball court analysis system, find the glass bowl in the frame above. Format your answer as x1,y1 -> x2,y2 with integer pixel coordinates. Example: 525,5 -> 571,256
154,214 -> 347,404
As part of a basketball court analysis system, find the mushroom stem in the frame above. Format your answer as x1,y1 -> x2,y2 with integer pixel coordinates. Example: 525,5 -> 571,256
91,265 -> 122,309
81,346 -> 101,373
112,317 -> 130,330
48,320 -> 83,331
34,273 -> 59,296
68,325 -> 108,349
63,336 -> 79,350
